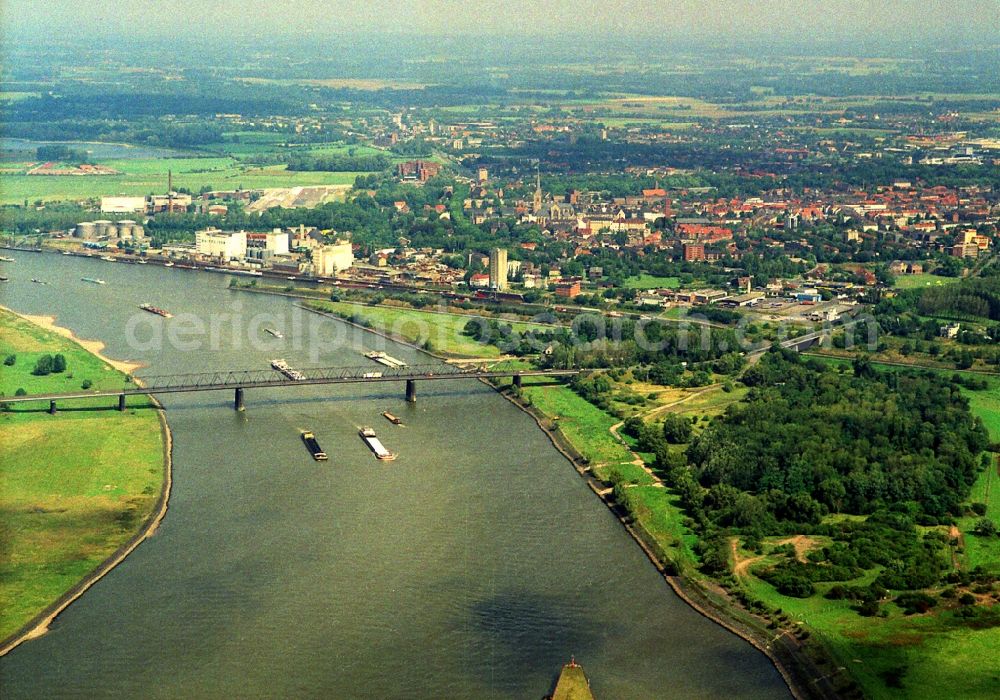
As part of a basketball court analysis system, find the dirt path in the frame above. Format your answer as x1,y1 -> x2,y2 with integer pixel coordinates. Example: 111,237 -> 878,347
730,535 -> 818,579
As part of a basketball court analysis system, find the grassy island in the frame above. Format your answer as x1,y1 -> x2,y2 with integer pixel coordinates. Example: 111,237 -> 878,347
0,310 -> 167,645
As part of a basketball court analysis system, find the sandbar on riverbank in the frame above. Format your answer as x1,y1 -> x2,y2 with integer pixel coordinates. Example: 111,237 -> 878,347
14,311 -> 145,375
0,311 -> 171,657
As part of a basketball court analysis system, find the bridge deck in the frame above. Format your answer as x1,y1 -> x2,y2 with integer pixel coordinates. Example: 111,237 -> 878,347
2,364 -> 578,404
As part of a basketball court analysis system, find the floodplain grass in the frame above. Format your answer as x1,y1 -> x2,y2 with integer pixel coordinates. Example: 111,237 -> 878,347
0,310 -> 165,642
305,299 -> 552,358
521,384 -> 633,466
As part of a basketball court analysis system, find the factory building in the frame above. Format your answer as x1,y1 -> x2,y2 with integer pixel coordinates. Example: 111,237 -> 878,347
313,242 -> 354,276
195,228 -> 247,260
100,196 -> 148,214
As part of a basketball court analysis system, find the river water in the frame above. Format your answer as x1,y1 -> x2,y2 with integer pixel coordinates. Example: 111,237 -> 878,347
0,251 -> 788,699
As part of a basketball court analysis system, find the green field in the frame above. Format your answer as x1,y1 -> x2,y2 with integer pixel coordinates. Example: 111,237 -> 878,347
0,155 -> 365,204
892,273 -> 962,290
305,300 -> 552,358
0,310 -> 165,642
624,274 -> 681,290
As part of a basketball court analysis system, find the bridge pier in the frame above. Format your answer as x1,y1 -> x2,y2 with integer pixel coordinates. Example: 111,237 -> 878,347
49,400 -> 57,415
234,387 -> 245,411
513,374 -> 522,390
405,379 -> 416,403
118,394 -> 126,412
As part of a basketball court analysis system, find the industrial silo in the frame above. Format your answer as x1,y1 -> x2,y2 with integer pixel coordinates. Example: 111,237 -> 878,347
118,220 -> 136,239
74,222 -> 97,239
94,220 -> 112,238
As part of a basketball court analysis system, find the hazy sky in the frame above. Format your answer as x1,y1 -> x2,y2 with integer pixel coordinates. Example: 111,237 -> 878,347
3,0 -> 999,40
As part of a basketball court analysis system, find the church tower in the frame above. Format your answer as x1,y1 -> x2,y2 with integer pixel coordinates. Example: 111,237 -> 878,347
532,168 -> 543,213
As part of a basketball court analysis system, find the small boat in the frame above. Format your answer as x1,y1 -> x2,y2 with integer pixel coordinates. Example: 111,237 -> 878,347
264,328 -> 284,339
81,277 -> 106,285
139,303 -> 173,318
0,255 -> 14,262
0,276 -> 8,282
359,427 -> 396,461
62,251 -> 72,255
30,278 -> 46,284
101,255 -> 116,262
301,431 -> 328,461
382,411 -> 402,425
163,261 -> 175,267
137,259 -> 148,265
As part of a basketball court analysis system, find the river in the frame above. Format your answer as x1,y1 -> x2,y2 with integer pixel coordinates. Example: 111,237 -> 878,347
0,251 -> 789,699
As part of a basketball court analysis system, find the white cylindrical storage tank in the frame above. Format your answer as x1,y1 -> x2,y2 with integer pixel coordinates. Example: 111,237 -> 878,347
118,220 -> 136,239
75,222 -> 96,239
132,225 -> 145,239
94,220 -> 112,237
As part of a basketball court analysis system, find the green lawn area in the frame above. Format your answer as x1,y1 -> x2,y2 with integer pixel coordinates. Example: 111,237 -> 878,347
624,274 -> 681,290
892,273 -> 961,290
521,385 -> 633,466
305,300 -> 551,358
1,155 -> 364,204
0,310 -> 165,642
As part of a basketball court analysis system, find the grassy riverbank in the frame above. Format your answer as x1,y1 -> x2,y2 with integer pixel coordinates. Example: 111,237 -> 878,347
0,310 -> 166,643
303,299 -> 551,358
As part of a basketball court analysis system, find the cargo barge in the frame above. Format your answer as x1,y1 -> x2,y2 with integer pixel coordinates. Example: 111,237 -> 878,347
359,427 -> 396,460
139,303 -> 173,318
81,277 -> 106,285
264,328 -> 284,339
270,358 -> 305,381
363,351 -> 407,369
300,431 -> 327,461
382,411 -> 402,425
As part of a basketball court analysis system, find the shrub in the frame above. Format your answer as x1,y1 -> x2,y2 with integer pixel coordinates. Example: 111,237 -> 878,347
32,355 -> 54,376
14,387 -> 27,396
3,354 -> 15,366
81,379 -> 93,390
52,354 -> 67,373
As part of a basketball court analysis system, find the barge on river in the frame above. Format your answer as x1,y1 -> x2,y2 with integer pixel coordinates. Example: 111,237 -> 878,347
364,351 -> 407,369
270,358 -> 305,381
359,427 -> 396,460
300,431 -> 328,461
139,303 -> 173,318
382,411 -> 402,425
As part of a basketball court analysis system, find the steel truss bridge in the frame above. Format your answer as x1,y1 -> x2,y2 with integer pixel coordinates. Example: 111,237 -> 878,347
2,363 -> 580,412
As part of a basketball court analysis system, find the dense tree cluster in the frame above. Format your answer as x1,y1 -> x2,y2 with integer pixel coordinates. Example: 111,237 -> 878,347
684,351 -> 988,521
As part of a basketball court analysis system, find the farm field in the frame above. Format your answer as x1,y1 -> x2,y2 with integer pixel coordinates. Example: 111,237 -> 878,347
0,155 -> 366,204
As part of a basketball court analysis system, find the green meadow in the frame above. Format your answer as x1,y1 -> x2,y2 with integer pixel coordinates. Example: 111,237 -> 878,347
0,310 -> 165,642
